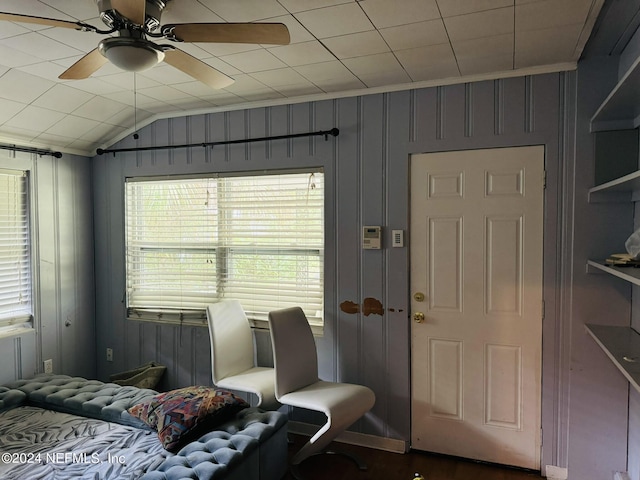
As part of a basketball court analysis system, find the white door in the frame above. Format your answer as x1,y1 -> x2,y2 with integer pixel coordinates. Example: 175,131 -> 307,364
410,146 -> 544,469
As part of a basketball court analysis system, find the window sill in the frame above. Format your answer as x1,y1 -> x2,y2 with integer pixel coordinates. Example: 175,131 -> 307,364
0,326 -> 34,340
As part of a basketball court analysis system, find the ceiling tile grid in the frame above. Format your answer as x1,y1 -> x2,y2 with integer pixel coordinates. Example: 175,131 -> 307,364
0,0 -> 603,156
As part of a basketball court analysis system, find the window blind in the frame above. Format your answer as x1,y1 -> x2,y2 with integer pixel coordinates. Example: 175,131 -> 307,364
0,170 -> 31,327
125,170 -> 324,326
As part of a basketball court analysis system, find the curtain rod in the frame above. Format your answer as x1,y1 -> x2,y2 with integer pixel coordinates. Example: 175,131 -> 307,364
97,128 -> 340,156
0,143 -> 62,158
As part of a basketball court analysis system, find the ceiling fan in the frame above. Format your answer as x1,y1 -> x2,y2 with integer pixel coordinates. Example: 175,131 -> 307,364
0,0 -> 291,89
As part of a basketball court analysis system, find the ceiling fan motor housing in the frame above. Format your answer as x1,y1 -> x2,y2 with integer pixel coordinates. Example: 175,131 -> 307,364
96,0 -> 168,31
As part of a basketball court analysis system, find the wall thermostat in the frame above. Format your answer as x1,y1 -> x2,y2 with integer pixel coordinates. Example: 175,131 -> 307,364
363,226 -> 381,249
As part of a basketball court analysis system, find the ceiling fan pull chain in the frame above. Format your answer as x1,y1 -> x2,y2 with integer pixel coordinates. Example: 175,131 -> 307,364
133,73 -> 139,140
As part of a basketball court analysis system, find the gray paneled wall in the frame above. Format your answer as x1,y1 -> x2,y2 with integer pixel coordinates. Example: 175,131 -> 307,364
0,150 -> 95,383
93,73 -> 571,466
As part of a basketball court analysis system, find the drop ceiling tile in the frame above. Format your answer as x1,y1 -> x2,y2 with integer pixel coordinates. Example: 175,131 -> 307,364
0,98 -> 25,124
81,122 -> 126,142
249,68 -> 311,87
359,0 -> 441,28
61,77 -> 126,95
272,83 -> 324,97
322,31 -> 389,59
99,72 -> 162,90
342,52 -> 405,76
45,114 -> 101,137
162,0 -> 225,23
0,32 -> 83,61
5,105 -> 66,131
277,0 -> 352,13
395,43 -> 459,81
342,53 -> 412,86
237,89 -> 284,102
436,0 -> 513,17
268,41 -> 335,67
172,80 -> 229,97
222,74 -> 270,93
294,4 -> 374,39
138,63 -> 197,85
34,27 -> 98,55
444,7 -> 514,43
515,23 -> 583,67
379,20 -> 448,50
39,0 -> 100,22
458,53 -> 513,76
0,125 -> 41,143
136,85 -> 195,102
197,0 -> 289,21
516,0 -> 593,31
0,69 -> 54,103
195,42 -> 262,58
18,61 -> 77,82
0,44 -> 43,68
220,49 -> 287,73
452,33 -> 513,60
0,21 -> 30,40
0,2 -> 75,20
35,131 -> 78,147
32,84 -> 93,114
72,95 -> 129,120
294,60 -> 365,92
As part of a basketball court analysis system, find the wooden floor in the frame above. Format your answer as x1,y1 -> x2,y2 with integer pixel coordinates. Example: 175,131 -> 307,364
284,435 -> 545,480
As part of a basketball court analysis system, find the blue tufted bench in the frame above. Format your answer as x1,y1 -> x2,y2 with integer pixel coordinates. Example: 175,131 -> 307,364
0,374 -> 288,480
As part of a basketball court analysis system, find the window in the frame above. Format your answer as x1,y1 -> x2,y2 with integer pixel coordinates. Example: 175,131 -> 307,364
0,169 -> 32,329
125,169 -> 324,328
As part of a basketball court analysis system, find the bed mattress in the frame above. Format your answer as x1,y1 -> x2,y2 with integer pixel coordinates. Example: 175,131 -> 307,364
0,405 -> 170,479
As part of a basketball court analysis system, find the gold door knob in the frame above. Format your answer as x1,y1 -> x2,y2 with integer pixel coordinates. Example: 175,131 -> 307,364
413,312 -> 425,323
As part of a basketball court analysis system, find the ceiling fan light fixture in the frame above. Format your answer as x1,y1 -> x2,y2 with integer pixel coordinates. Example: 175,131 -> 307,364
99,37 -> 164,72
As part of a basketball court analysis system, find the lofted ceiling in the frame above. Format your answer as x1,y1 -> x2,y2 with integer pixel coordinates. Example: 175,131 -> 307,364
0,0 -> 604,157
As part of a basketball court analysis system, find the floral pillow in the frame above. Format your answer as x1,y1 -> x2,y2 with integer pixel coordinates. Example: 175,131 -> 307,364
128,385 -> 249,452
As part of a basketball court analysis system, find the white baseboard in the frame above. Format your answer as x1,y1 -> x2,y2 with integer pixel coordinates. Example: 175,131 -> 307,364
287,421 -> 408,454
545,465 -> 568,480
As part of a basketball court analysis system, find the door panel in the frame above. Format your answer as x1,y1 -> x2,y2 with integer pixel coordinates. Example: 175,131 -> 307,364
410,146 -> 544,469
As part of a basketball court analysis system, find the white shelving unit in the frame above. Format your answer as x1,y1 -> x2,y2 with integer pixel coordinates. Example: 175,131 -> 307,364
588,170 -> 640,202
586,324 -> 640,394
586,260 -> 640,285
591,55 -> 640,132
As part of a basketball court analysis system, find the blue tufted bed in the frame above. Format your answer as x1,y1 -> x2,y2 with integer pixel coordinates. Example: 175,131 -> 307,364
0,374 -> 288,480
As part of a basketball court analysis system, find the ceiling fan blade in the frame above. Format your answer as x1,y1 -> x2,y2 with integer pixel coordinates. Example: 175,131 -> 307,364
0,11 -> 82,29
59,49 -> 108,80
111,0 -> 146,25
163,49 -> 234,89
165,23 -> 290,45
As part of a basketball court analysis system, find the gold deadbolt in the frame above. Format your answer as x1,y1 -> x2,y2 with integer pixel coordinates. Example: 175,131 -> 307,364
413,312 -> 425,323
413,292 -> 425,302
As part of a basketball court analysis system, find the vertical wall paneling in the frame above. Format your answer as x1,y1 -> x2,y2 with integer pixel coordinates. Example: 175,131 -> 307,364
0,149 -> 94,382
93,71 -> 571,454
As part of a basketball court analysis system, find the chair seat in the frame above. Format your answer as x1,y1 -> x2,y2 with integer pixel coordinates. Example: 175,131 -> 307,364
215,367 -> 278,410
279,380 -> 374,423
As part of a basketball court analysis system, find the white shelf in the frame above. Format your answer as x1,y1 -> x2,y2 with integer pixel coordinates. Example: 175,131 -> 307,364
588,170 -> 640,202
586,260 -> 640,286
591,55 -> 640,132
585,324 -> 640,394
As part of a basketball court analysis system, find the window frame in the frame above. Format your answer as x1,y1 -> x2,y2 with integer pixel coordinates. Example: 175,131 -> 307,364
0,167 -> 33,335
124,168 -> 325,332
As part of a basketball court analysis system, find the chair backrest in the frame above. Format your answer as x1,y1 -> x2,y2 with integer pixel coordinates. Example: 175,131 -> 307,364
268,306 -> 319,398
206,300 -> 255,383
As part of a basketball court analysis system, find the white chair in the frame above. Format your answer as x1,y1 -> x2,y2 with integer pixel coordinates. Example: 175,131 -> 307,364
206,300 -> 278,410
268,306 -> 376,471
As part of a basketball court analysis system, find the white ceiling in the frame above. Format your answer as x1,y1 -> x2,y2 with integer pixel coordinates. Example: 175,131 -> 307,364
0,0 -> 603,157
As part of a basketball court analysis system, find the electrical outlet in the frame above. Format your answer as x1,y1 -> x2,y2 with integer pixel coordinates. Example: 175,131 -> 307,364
43,359 -> 53,374
106,348 -> 113,362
